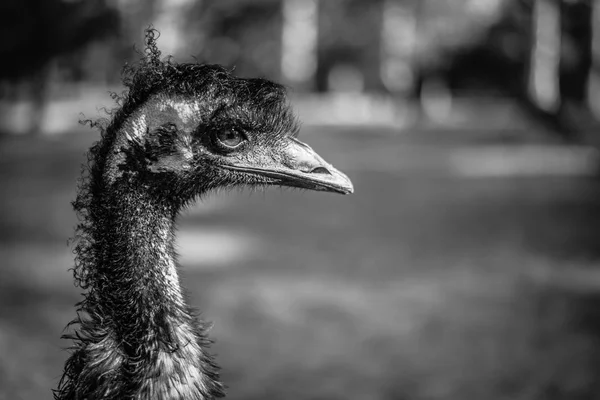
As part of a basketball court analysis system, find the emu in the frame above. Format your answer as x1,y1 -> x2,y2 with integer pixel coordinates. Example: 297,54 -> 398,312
55,30 -> 353,400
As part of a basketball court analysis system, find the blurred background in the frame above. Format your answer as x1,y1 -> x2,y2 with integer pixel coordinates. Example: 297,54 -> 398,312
2,0 -> 600,399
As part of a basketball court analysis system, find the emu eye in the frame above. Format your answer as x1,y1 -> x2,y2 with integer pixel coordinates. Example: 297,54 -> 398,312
216,129 -> 245,149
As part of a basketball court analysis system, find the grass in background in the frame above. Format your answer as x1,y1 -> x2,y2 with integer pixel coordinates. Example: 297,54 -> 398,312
1,127 -> 600,400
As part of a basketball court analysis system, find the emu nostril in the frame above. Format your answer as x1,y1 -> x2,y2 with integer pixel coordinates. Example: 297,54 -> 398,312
310,166 -> 331,175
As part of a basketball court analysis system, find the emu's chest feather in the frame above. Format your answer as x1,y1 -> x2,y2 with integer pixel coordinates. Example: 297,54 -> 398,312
66,315 -> 215,400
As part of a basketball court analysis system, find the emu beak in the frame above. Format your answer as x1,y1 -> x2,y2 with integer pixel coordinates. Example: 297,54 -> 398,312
224,137 -> 354,195
277,137 -> 354,194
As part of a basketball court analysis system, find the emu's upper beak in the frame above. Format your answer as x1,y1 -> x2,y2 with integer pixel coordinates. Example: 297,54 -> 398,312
223,137 -> 354,195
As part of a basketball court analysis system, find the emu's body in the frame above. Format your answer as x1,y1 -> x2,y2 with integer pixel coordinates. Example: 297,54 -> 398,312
55,31 -> 352,400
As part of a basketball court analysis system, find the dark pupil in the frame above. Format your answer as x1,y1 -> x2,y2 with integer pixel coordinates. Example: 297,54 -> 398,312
217,130 -> 242,147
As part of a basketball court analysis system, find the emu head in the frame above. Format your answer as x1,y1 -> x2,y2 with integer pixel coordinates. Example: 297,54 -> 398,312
103,63 -> 353,202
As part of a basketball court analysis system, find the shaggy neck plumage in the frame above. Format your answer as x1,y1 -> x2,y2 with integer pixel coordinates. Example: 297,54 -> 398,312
95,183 -> 182,331
56,133 -> 223,400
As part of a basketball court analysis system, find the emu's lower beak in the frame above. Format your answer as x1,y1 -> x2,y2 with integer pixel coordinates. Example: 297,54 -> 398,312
224,137 -> 354,195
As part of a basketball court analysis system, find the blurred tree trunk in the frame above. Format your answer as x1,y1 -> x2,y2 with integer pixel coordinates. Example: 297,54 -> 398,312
526,0 -> 595,137
27,65 -> 51,136
527,0 -> 561,114
589,0 -> 600,118
380,0 -> 418,95
281,0 -> 318,90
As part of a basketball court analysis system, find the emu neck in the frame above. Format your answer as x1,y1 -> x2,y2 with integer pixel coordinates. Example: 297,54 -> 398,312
84,177 -> 221,399
97,186 -> 183,319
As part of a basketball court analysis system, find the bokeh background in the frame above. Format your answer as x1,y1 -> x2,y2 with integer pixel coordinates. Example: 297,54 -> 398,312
3,0 -> 600,399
